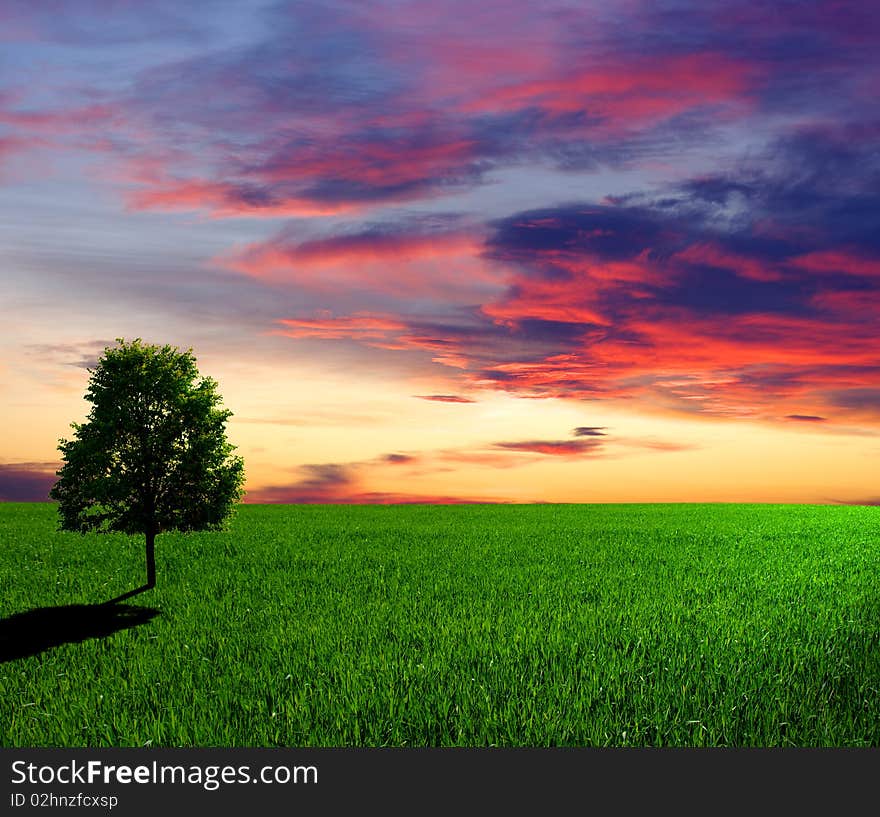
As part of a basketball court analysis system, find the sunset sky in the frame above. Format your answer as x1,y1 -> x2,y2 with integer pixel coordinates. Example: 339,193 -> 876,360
1,0 -> 878,504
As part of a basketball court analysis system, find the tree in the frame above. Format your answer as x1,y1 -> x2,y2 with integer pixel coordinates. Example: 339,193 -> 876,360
49,338 -> 245,590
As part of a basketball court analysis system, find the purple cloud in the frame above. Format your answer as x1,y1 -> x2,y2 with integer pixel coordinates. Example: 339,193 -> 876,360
0,463 -> 59,502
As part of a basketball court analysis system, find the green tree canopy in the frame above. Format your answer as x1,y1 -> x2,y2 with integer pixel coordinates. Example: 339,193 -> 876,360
49,338 -> 245,589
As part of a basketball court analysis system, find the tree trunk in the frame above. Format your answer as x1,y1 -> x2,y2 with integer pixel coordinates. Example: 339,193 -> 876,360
145,529 -> 156,589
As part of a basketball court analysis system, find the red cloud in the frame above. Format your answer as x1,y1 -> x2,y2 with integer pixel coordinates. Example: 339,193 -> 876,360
0,103 -> 116,132
242,463 -> 496,504
72,33 -> 758,220
493,439 -> 604,456
248,231 -> 479,266
256,136 -> 480,190
479,246 -> 668,329
269,214 -> 880,423
127,179 -> 352,218
463,53 -> 753,132
674,242 -> 783,282
0,95 -> 123,175
789,250 -> 880,278
0,134 -> 31,165
274,313 -> 479,371
468,306 -> 879,417
415,394 -> 476,403
221,225 -> 504,300
274,313 -> 408,340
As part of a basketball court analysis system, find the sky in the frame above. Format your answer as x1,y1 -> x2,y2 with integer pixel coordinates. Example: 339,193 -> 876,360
1,0 -> 878,504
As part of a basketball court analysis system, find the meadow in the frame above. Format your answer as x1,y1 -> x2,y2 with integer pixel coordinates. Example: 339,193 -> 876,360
1,502 -> 878,747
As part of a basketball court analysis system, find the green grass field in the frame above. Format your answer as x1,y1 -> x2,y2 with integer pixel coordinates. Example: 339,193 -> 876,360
1,502 -> 878,747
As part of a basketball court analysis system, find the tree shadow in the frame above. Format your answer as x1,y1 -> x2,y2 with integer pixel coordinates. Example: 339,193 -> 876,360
103,584 -> 153,605
0,600 -> 160,663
